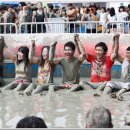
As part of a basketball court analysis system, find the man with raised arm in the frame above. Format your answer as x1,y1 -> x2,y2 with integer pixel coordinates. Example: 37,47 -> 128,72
74,34 -> 119,93
48,39 -> 84,92
104,46 -> 130,101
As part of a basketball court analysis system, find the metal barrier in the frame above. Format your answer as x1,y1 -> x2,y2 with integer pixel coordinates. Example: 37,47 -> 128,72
19,21 -> 104,34
0,23 -> 18,34
1,21 -> 130,34
106,21 -> 130,34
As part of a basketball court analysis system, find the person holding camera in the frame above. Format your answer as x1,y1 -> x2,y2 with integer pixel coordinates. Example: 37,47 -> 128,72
81,5 -> 100,33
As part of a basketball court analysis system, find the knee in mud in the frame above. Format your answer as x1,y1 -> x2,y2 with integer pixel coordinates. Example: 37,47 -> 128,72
79,81 -> 84,86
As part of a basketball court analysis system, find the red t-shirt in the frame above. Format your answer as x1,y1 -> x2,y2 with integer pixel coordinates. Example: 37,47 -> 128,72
87,54 -> 113,82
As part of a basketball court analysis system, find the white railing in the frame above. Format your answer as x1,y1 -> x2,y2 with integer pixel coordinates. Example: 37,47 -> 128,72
0,21 -> 130,34
106,21 -> 130,34
0,23 -> 18,34
19,21 -> 104,34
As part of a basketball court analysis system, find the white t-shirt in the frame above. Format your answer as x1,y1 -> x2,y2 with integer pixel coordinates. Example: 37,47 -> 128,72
117,12 -> 128,21
107,14 -> 117,22
99,12 -> 107,26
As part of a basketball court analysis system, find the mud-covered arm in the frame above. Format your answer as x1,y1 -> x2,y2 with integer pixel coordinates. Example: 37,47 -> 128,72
74,34 -> 87,61
49,41 -> 62,65
29,40 -> 39,64
110,34 -> 121,62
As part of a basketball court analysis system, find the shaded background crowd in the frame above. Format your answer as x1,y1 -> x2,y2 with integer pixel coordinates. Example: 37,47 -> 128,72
0,2 -> 130,33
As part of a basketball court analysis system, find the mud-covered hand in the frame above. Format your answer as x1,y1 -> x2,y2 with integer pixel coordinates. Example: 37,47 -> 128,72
31,40 -> 35,47
50,41 -> 57,46
113,34 -> 120,41
74,34 -> 80,43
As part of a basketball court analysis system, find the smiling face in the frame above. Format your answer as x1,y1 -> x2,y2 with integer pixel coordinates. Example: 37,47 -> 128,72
64,46 -> 74,60
95,46 -> 106,60
42,47 -> 48,60
18,51 -> 24,60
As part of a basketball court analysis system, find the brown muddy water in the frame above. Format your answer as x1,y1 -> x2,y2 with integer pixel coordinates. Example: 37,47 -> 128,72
0,78 -> 130,128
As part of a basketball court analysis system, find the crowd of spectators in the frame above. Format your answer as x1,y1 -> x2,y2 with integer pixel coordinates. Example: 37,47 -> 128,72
0,2 -> 130,33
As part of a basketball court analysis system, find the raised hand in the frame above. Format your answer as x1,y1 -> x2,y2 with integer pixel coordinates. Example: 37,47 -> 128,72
74,34 -> 80,43
31,40 -> 35,47
50,41 -> 57,46
113,34 -> 120,41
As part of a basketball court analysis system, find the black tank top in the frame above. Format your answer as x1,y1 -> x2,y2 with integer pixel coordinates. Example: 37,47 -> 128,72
36,11 -> 45,22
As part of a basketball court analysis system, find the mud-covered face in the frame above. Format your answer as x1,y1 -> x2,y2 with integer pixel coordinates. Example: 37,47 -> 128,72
126,51 -> 130,61
18,51 -> 24,60
42,48 -> 48,60
95,46 -> 105,60
64,46 -> 74,60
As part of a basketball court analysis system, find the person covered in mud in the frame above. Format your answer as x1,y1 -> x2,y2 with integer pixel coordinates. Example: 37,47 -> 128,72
0,36 -> 6,87
103,46 -> 130,101
75,34 -> 119,92
48,37 -> 85,92
3,37 -> 32,91
21,41 -> 55,95
85,106 -> 113,128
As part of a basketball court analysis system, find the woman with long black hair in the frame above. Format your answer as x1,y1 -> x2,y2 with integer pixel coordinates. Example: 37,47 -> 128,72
3,41 -> 32,91
22,42 -> 55,95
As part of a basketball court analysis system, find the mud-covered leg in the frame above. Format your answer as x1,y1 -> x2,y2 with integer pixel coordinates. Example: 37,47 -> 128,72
69,84 -> 83,92
14,83 -> 29,91
103,86 -> 112,95
94,82 -> 107,97
49,84 -> 65,92
32,84 -> 43,94
3,82 -> 18,90
24,83 -> 37,94
116,88 -> 127,101
79,81 -> 96,90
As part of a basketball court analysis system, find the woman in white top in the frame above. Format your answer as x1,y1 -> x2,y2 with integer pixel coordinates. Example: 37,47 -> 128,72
117,6 -> 128,33
99,7 -> 107,32
107,7 -> 117,33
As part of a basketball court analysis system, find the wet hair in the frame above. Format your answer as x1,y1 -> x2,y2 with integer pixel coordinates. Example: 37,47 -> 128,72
39,46 -> 50,67
126,46 -> 130,51
16,116 -> 47,128
48,4 -> 54,10
95,42 -> 108,54
64,41 -> 75,51
68,3 -> 73,7
119,6 -> 125,12
110,7 -> 115,17
85,106 -> 113,128
16,46 -> 29,70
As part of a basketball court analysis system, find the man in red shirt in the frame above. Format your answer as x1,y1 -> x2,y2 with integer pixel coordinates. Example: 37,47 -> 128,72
74,34 -> 119,93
